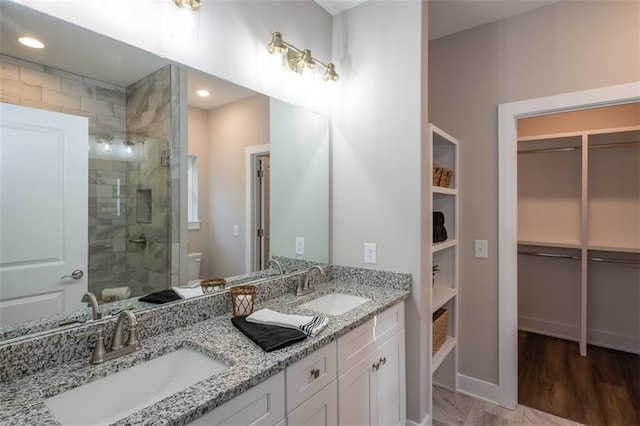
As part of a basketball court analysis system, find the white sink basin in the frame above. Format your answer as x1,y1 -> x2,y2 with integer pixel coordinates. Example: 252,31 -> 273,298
301,292 -> 371,316
45,348 -> 227,426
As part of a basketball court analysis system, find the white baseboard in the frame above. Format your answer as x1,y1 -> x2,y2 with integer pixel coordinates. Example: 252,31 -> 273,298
456,373 -> 503,407
405,414 -> 430,426
518,316 -> 579,342
519,316 -> 640,354
588,328 -> 640,354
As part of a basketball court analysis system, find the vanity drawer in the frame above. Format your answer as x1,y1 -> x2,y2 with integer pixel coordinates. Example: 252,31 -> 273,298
338,302 -> 404,376
189,371 -> 285,425
374,301 -> 404,343
286,341 -> 337,411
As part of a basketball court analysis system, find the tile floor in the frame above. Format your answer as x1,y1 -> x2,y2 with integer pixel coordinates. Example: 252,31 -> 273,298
432,386 -> 584,426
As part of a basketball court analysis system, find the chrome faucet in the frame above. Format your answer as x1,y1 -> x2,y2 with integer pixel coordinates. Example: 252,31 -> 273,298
268,259 -> 285,275
77,310 -> 141,364
296,265 -> 325,296
81,292 -> 102,320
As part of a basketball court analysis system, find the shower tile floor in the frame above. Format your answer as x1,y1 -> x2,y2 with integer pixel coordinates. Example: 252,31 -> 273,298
432,386 -> 584,426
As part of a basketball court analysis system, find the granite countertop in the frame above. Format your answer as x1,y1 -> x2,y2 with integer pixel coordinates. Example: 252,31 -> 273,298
0,280 -> 410,426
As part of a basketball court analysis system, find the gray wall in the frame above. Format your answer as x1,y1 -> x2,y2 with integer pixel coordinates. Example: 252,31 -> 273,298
429,0 -> 640,384
187,95 -> 270,279
270,98 -> 329,263
331,1 -> 426,421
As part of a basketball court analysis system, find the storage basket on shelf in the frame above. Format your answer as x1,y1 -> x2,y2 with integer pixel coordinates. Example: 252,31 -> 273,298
432,307 -> 448,355
230,285 -> 257,317
432,164 -> 443,186
438,167 -> 454,188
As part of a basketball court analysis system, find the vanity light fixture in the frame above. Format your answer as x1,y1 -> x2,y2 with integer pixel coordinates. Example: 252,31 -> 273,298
18,36 -> 44,49
266,32 -> 339,82
174,0 -> 201,11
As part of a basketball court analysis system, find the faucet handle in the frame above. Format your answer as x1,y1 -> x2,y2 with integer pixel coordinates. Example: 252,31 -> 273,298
75,327 -> 107,364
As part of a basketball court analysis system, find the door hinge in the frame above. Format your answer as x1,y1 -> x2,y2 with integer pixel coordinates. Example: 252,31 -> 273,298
257,168 -> 264,178
257,228 -> 264,238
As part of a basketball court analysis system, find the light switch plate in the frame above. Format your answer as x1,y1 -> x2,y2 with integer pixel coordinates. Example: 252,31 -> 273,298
233,225 -> 239,237
474,239 -> 488,258
364,242 -> 377,264
295,237 -> 305,255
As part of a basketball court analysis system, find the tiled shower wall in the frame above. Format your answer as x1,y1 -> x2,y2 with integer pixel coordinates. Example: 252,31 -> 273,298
125,65 -> 176,294
0,55 -> 181,298
0,54 -> 129,297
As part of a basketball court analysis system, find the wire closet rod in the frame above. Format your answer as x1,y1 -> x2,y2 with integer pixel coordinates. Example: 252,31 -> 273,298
518,251 -> 640,265
518,140 -> 640,155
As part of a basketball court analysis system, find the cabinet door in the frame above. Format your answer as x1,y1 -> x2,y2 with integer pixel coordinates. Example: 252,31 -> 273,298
189,372 -> 285,426
374,330 -> 406,426
338,351 -> 377,425
287,381 -> 337,426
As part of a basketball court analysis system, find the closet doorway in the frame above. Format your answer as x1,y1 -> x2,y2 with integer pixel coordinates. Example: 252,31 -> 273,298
497,82 -> 640,414
516,103 -> 640,424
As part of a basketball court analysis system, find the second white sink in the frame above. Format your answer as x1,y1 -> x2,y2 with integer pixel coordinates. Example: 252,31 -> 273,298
45,347 -> 227,426
301,292 -> 371,316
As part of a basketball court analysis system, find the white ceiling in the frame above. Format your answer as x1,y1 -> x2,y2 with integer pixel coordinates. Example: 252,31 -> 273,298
1,1 -> 559,111
314,0 -> 560,40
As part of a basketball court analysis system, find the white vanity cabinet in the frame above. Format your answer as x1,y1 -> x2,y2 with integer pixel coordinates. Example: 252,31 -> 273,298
187,302 -> 405,426
189,371 -> 285,426
285,341 -> 338,425
337,302 -> 406,426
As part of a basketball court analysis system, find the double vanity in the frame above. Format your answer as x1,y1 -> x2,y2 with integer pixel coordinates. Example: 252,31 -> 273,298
0,266 -> 410,426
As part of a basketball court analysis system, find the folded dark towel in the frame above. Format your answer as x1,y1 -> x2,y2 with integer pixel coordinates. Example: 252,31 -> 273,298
139,289 -> 181,304
231,317 -> 307,352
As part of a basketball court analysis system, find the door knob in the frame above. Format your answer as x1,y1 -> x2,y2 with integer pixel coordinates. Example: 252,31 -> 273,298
61,269 -> 84,280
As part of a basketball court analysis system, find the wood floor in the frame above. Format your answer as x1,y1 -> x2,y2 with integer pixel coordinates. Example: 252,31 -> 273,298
518,331 -> 640,426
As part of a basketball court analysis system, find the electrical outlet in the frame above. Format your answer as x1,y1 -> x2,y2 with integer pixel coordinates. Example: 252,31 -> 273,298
474,239 -> 488,258
295,237 -> 305,255
364,243 -> 377,264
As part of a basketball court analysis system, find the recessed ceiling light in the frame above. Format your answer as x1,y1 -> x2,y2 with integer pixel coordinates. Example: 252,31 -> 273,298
18,37 -> 45,49
196,89 -> 210,97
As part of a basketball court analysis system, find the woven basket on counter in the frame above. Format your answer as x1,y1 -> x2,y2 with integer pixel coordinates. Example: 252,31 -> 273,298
200,278 -> 226,294
230,285 -> 257,317
432,308 -> 448,355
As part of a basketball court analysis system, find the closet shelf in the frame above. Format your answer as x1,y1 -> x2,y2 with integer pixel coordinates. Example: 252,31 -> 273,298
431,336 -> 456,373
518,240 -> 581,249
587,243 -> 640,254
432,286 -> 457,313
518,251 -> 640,265
433,239 -> 456,253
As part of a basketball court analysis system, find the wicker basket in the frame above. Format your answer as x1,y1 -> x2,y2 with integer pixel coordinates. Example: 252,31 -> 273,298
230,285 -> 257,317
201,278 -> 226,294
432,164 -> 443,186
439,167 -> 454,188
432,308 -> 448,355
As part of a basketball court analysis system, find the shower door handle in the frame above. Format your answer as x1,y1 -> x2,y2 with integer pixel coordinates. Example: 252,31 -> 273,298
128,233 -> 147,249
61,269 -> 84,280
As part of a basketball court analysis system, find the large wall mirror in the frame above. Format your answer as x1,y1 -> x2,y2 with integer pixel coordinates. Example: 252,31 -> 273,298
0,1 -> 329,343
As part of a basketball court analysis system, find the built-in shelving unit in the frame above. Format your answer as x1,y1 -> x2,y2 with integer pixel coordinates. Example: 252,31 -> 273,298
517,126 -> 640,356
427,123 -> 459,391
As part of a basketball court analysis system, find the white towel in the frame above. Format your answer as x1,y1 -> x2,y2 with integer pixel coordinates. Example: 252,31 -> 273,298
246,308 -> 328,337
171,286 -> 204,299
101,286 -> 131,301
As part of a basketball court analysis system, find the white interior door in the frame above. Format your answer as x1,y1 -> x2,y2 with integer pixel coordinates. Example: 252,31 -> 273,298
0,103 -> 88,326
